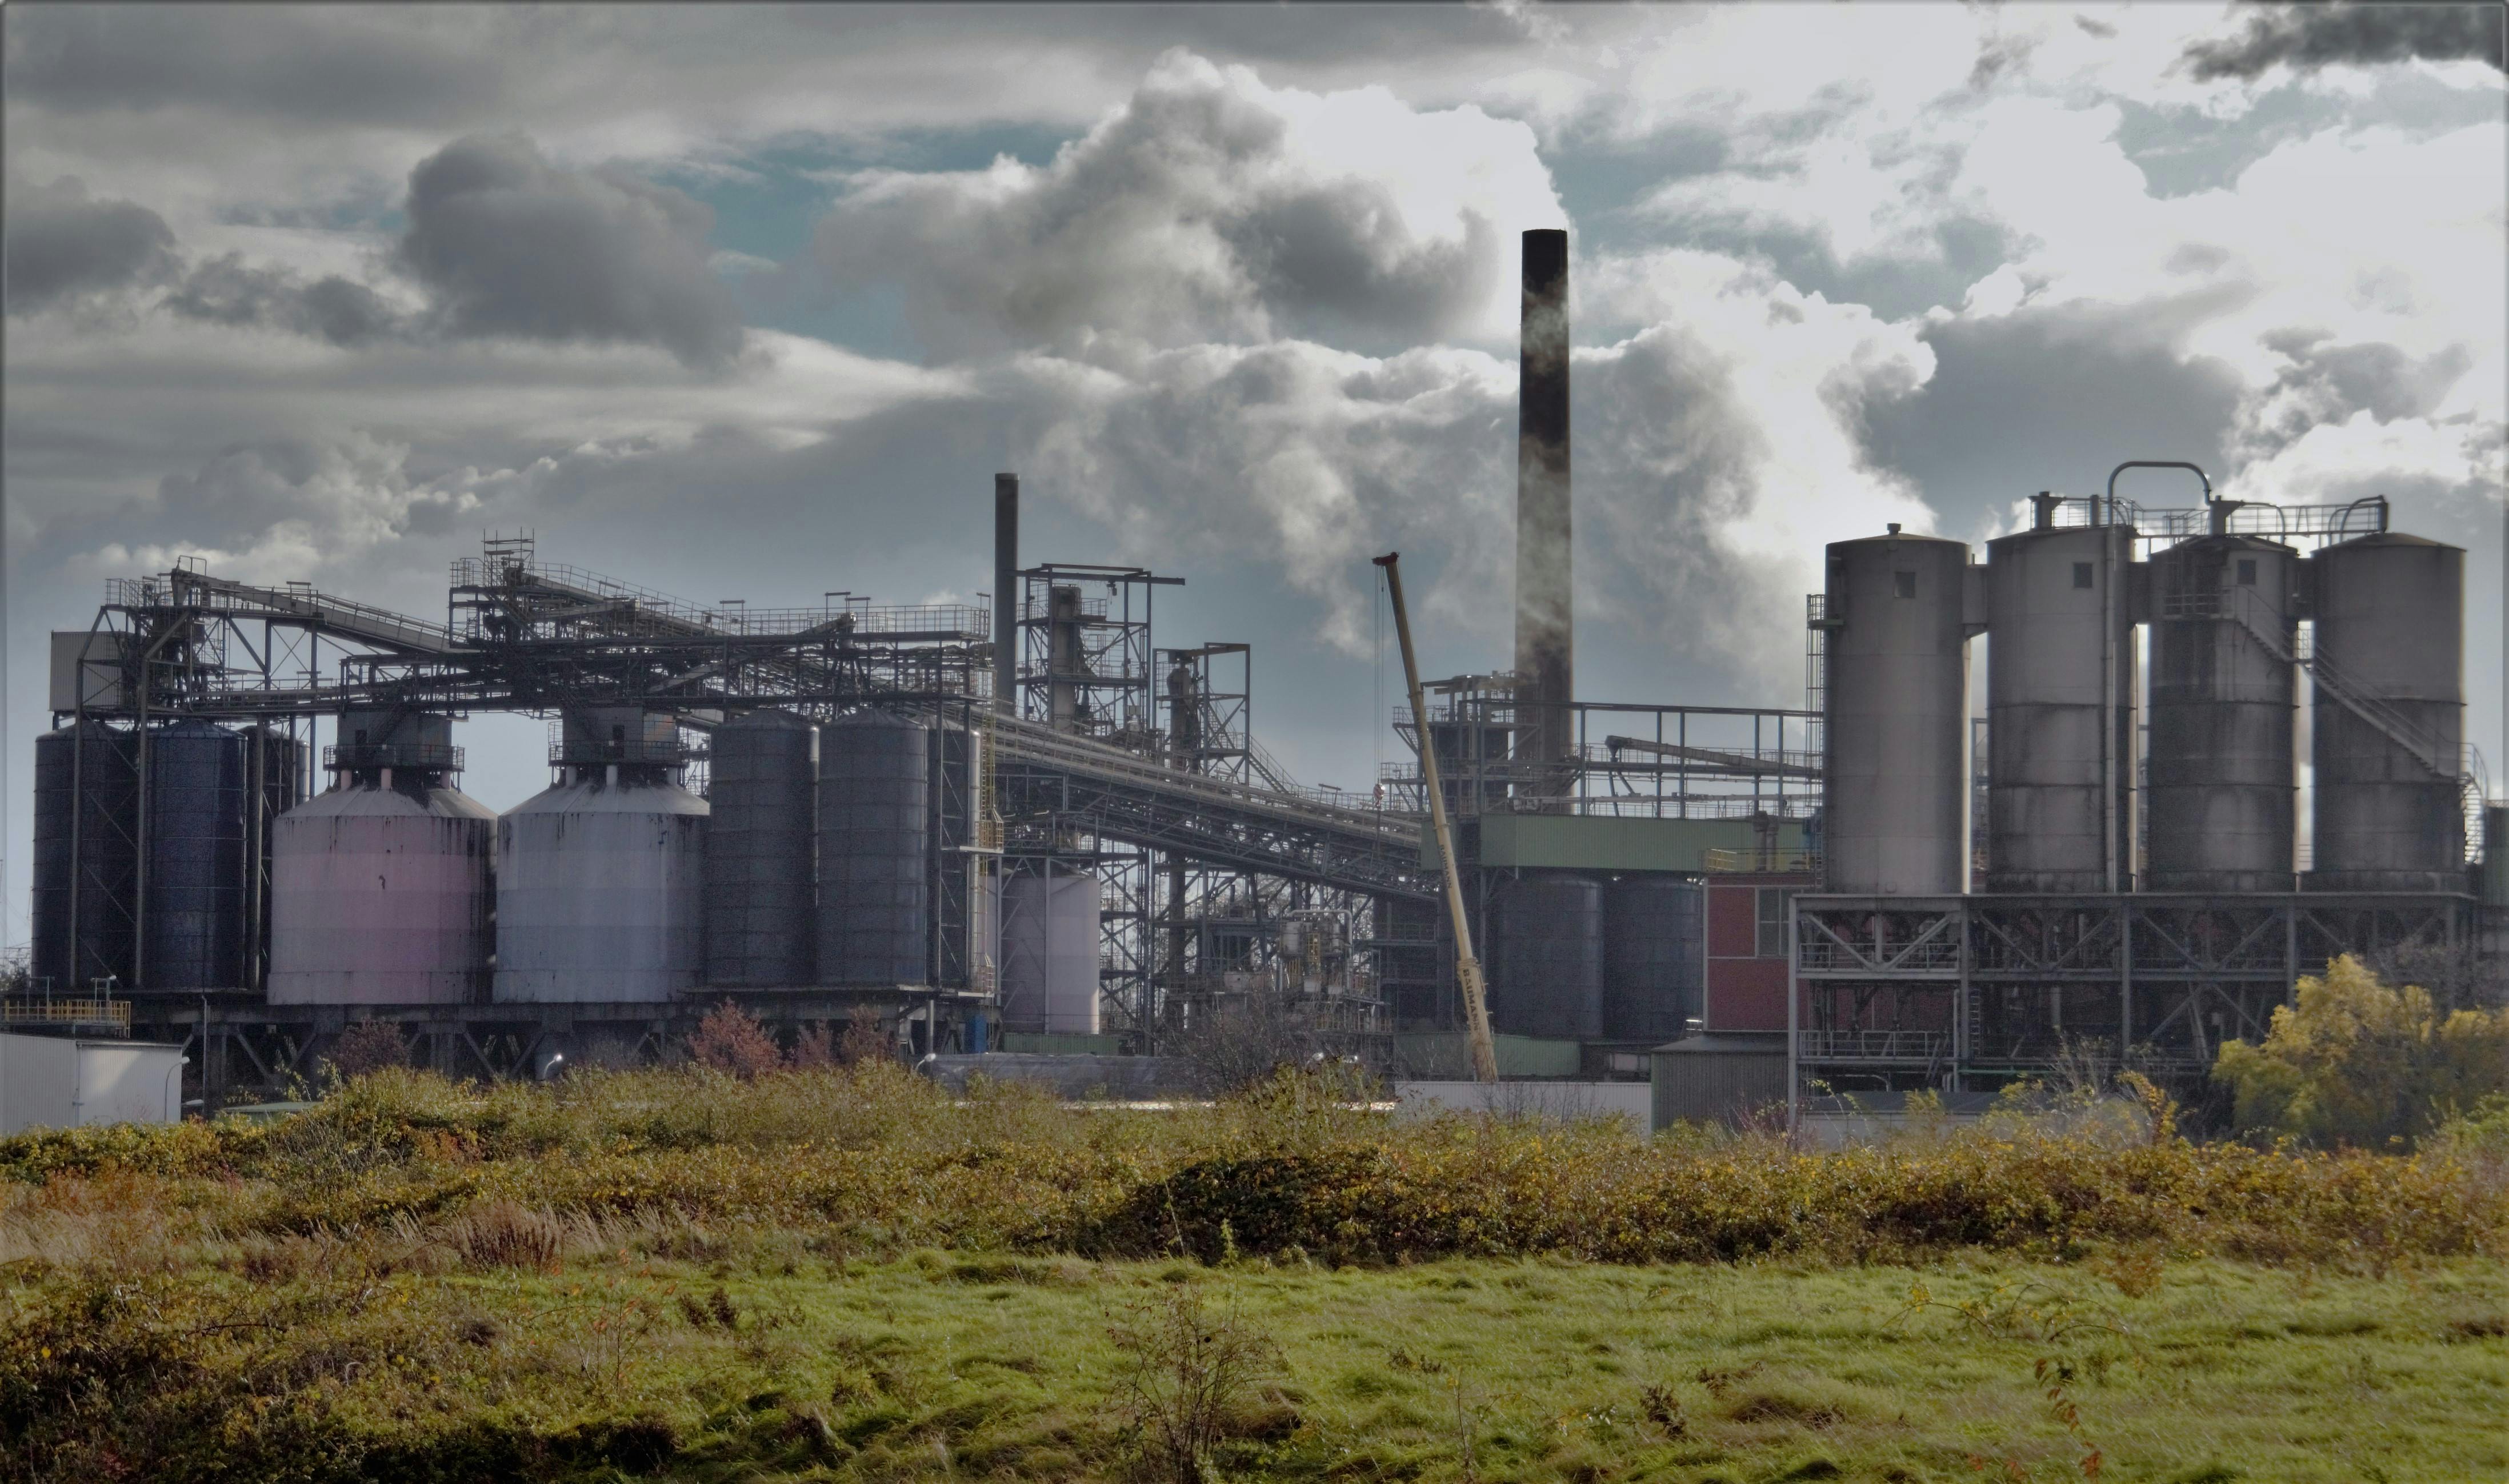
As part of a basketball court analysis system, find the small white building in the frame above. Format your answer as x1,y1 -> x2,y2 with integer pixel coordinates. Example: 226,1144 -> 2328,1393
0,1033 -> 187,1135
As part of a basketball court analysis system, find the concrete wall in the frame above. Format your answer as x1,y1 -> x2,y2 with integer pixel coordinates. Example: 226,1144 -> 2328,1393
0,1033 -> 186,1134
1394,1079 -> 1651,1132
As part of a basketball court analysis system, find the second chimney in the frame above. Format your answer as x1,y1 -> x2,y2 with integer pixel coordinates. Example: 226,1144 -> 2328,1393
1514,228 -> 1573,799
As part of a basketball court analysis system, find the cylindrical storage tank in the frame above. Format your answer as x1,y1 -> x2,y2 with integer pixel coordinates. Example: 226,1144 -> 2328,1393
494,777 -> 708,1002
143,719 -> 250,990
2308,534 -> 2466,891
2146,535 -> 2298,892
1603,874 -> 1702,1043
1985,521 -> 2136,892
1487,872 -> 1604,1040
269,780 -> 495,1004
817,712 -> 930,986
703,711 -> 818,987
999,870 -> 1100,1034
1822,531 -> 1972,895
31,721 -> 141,993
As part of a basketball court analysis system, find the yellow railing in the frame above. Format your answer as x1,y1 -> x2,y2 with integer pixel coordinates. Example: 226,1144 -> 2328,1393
0,998 -> 133,1031
1701,849 -> 1820,876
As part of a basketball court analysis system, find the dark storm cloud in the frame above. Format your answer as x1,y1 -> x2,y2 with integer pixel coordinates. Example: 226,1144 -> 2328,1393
399,135 -> 745,367
165,255 -> 405,347
1860,295 -> 2252,528
2184,2 -> 2506,79
4,176 -> 181,314
2239,331 -> 2476,459
3,6 -> 509,126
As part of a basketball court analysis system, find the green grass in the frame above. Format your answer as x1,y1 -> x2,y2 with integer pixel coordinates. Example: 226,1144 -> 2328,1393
10,1248 -> 2504,1482
0,1065 -> 2502,1482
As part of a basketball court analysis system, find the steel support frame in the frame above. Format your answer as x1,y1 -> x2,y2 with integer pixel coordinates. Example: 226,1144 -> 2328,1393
1793,891 -> 2472,1089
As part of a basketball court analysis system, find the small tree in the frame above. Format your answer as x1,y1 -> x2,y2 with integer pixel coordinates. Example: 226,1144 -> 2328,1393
689,999 -> 783,1078
2213,954 -> 2509,1147
1107,1284 -> 1279,1484
329,1018 -> 409,1078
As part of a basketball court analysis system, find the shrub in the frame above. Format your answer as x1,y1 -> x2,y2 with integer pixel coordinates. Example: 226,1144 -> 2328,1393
1106,1284 -> 1279,1483
2212,954 -> 2509,1148
329,1018 -> 410,1078
688,1000 -> 784,1078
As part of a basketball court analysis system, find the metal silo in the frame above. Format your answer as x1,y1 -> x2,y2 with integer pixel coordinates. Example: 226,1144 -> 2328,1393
1603,874 -> 1702,1043
1984,503 -> 2136,892
1000,868 -> 1100,1034
31,721 -> 141,993
143,719 -> 250,990
2308,533 -> 2466,891
270,712 -> 494,1005
817,711 -> 930,985
1487,872 -> 1604,1040
495,710 -> 707,1003
1819,528 -> 1974,895
703,710 -> 818,987
2146,531 -> 2299,892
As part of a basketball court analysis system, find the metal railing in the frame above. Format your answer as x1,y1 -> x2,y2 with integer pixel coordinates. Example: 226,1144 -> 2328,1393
0,997 -> 132,1033
1795,1029 -> 1948,1063
325,743 -> 466,772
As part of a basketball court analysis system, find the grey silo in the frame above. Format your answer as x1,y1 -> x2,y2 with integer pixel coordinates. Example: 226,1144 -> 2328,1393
1984,514 -> 2137,892
1603,873 -> 1703,1043
2308,533 -> 2466,891
2146,534 -> 2299,892
817,711 -> 931,985
1820,530 -> 1974,896
494,771 -> 710,1004
31,721 -> 141,993
703,711 -> 819,986
1487,872 -> 1604,1041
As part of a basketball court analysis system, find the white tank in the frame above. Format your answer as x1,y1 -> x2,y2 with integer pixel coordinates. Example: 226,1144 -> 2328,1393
268,780 -> 497,1005
999,871 -> 1099,1034
494,776 -> 708,1003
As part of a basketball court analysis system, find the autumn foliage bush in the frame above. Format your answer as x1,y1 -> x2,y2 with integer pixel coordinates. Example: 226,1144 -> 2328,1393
2214,954 -> 2509,1148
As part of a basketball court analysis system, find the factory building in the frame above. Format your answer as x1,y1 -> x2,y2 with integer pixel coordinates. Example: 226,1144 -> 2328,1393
15,231 -> 2499,1116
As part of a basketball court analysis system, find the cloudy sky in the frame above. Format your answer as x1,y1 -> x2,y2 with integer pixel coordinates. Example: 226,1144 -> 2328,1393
5,3 -> 2504,944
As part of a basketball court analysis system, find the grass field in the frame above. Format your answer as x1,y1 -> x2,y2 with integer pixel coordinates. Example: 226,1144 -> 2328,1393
1,1065 -> 2502,1482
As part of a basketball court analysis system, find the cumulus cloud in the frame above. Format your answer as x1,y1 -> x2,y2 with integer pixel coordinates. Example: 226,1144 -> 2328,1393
813,48 -> 1562,359
133,432 -> 499,578
2184,2 -> 2506,79
400,134 -> 746,367
5,176 -> 181,314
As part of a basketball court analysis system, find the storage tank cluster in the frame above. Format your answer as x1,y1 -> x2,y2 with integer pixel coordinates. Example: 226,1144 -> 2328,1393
1486,871 -> 1700,1043
1818,498 -> 2468,897
33,718 -> 299,994
35,701 -> 1044,1013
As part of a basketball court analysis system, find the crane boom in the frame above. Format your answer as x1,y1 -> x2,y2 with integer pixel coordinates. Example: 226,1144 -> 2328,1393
1372,552 -> 1499,1084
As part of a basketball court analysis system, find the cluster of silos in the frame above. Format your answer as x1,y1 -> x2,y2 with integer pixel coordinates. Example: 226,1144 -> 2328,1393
1818,504 -> 2467,899
269,711 -> 495,1005
1484,872 -> 1700,1043
253,702 -> 975,1010
32,719 -> 300,994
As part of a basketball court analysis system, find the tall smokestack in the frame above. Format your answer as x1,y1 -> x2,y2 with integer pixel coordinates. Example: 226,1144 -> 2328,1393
993,473 -> 1018,715
1515,228 -> 1572,797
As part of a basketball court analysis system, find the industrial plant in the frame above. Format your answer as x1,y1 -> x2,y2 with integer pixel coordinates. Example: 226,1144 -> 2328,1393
19,229 -> 2499,1114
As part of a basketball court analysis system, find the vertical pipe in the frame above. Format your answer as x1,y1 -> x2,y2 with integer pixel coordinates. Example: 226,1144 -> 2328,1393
993,474 -> 1018,717
1515,228 -> 1573,800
